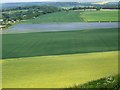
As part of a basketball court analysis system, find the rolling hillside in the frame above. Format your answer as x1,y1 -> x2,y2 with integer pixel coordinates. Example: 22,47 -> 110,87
2,51 -> 118,88
21,10 -> 119,24
2,2 -> 119,9
21,11 -> 84,24
3,28 -> 118,59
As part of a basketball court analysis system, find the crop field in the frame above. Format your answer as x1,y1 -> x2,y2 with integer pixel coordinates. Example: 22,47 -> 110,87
3,28 -> 118,59
22,11 -> 84,24
2,51 -> 118,88
1,0 -> 119,88
21,10 -> 119,24
81,10 -> 119,22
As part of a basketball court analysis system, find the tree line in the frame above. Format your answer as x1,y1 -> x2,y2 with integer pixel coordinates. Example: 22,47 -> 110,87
69,6 -> 119,11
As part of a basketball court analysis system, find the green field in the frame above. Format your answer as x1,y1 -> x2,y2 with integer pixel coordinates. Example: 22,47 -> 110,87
21,10 -> 119,24
2,51 -> 118,88
2,8 -> 119,88
22,11 -> 84,24
81,10 -> 119,22
3,28 -> 118,59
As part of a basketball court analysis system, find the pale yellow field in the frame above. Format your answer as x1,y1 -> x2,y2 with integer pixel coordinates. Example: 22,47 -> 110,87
2,51 -> 118,88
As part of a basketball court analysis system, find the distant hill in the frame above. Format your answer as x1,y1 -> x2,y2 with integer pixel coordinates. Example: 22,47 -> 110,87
2,2 -> 119,9
92,1 -> 109,5
2,2 -> 82,9
2,2 -> 47,9
92,2 -> 118,5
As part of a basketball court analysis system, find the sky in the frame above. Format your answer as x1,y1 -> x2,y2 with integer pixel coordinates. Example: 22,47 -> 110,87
1,0 -> 119,3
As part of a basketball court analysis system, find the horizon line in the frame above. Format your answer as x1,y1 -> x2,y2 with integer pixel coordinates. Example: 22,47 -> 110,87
2,1 -> 119,4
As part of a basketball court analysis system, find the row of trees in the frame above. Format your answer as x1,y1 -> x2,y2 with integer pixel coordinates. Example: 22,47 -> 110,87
69,6 -> 119,11
69,6 -> 101,11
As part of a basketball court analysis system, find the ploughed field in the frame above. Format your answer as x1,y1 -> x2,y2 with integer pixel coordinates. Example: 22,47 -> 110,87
3,28 -> 118,59
2,51 -> 118,88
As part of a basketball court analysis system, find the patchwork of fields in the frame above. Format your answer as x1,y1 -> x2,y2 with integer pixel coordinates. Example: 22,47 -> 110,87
2,51 -> 118,88
21,10 -> 119,24
2,9 -> 119,88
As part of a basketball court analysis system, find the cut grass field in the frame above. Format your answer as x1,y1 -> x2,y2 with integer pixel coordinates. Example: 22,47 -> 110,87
3,28 -> 118,59
81,10 -> 119,22
21,10 -> 119,24
2,51 -> 118,88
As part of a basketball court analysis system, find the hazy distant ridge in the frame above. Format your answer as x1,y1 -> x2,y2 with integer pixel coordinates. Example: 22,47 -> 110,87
2,2 -> 118,9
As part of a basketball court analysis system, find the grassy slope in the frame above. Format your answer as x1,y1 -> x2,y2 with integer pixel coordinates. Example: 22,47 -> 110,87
69,75 -> 119,89
82,10 -> 119,22
21,10 -> 119,24
21,11 -> 84,24
3,28 -> 118,59
2,51 -> 118,88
